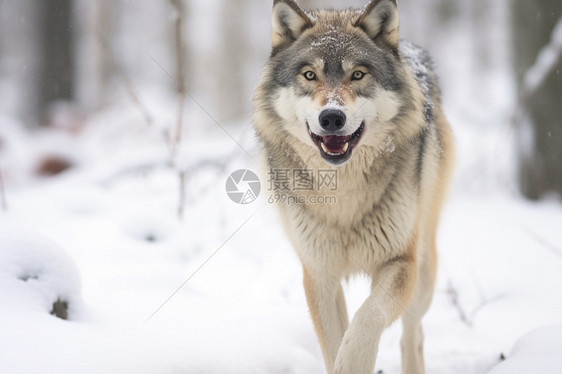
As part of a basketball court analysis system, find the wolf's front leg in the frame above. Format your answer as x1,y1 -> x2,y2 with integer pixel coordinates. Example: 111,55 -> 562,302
303,266 -> 349,374
333,256 -> 417,374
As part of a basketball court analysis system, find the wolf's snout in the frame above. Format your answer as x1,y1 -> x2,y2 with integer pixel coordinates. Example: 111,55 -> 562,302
319,109 -> 346,132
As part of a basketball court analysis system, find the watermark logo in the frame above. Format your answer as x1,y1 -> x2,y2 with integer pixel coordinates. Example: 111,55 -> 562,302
267,168 -> 338,205
268,169 -> 338,191
225,169 -> 261,205
268,193 -> 337,205
226,168 -> 339,205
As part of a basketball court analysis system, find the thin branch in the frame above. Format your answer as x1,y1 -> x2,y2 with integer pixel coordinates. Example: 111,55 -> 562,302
97,32 -> 155,128
174,94 -> 185,157
100,160 -> 169,187
162,129 -> 177,162
100,153 -> 231,188
446,279 -> 472,327
169,0 -> 188,222
177,171 -> 186,221
470,293 -> 506,321
0,167 -> 7,212
524,226 -> 562,258
147,52 -> 256,162
170,0 -> 186,149
446,274 -> 506,328
98,31 -> 179,164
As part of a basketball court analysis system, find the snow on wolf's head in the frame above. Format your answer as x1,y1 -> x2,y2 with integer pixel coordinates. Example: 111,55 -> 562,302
254,0 -> 426,167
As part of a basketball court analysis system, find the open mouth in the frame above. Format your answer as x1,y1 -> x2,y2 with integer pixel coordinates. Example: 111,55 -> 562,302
308,122 -> 365,165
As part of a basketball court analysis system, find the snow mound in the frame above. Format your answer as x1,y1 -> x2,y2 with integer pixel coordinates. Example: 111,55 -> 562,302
488,324 -> 562,374
0,230 -> 81,319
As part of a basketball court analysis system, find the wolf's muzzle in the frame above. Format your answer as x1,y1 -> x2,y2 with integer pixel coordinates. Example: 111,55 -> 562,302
319,109 -> 346,132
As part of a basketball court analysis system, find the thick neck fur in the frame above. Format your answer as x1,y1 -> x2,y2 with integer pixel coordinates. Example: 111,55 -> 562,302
261,132 -> 418,228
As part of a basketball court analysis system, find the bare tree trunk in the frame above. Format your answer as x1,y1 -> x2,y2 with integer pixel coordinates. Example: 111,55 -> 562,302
93,0 -> 112,110
511,1 -> 561,87
37,0 -> 75,124
217,0 -> 250,122
74,0 -> 113,112
470,0 -> 491,70
512,0 -> 562,199
0,0 -> 41,125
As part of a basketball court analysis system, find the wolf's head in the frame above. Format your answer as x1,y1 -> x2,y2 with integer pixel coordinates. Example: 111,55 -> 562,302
254,0 -> 426,167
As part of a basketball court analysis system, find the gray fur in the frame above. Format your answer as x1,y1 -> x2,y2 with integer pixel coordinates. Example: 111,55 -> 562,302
252,2 -> 454,373
271,27 -> 402,92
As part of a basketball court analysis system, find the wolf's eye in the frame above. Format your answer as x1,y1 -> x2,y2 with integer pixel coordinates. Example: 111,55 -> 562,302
304,71 -> 317,81
352,71 -> 365,81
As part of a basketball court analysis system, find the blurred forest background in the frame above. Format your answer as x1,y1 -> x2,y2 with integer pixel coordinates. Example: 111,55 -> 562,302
1,2 -> 562,372
0,0 -> 561,200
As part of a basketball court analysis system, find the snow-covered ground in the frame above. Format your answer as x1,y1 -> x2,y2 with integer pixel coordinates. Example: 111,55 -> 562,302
1,97 -> 561,374
1,1 -> 561,369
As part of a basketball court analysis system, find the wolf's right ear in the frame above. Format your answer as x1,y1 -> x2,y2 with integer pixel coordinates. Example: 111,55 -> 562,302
354,0 -> 399,50
271,0 -> 314,53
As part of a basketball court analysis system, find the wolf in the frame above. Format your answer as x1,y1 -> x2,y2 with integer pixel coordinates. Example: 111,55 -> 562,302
252,0 -> 455,373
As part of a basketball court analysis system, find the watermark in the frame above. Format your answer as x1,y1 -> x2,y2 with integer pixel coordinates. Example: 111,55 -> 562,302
226,168 -> 339,205
225,169 -> 261,204
268,168 -> 338,191
268,193 -> 337,205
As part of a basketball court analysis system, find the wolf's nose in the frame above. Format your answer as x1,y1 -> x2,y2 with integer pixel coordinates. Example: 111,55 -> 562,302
319,109 -> 346,132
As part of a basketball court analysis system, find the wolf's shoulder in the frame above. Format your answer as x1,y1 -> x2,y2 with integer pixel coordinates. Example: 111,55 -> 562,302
399,41 -> 436,87
399,40 -> 441,118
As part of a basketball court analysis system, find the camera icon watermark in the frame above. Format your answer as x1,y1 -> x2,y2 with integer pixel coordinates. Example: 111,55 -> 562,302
225,169 -> 261,205
226,168 -> 338,205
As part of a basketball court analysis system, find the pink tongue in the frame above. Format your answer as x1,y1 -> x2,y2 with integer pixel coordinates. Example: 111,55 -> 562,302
322,135 -> 351,153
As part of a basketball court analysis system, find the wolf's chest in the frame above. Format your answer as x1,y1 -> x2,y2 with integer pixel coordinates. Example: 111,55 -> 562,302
279,181 -> 417,273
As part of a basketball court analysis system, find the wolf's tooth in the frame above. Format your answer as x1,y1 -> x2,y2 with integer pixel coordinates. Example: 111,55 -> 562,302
321,141 -> 349,156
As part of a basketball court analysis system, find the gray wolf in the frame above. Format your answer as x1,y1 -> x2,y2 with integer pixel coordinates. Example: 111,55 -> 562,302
252,0 -> 454,373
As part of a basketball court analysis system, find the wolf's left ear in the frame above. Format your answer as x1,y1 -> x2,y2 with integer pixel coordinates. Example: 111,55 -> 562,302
271,0 -> 314,52
354,0 -> 399,50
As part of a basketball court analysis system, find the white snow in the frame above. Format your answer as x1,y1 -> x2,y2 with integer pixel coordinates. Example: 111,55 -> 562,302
488,324 -> 562,374
1,1 -> 561,373
0,229 -> 81,316
1,100 -> 562,373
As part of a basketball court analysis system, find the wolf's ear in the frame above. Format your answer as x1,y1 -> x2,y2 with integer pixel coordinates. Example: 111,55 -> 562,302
354,0 -> 399,50
271,0 -> 314,52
